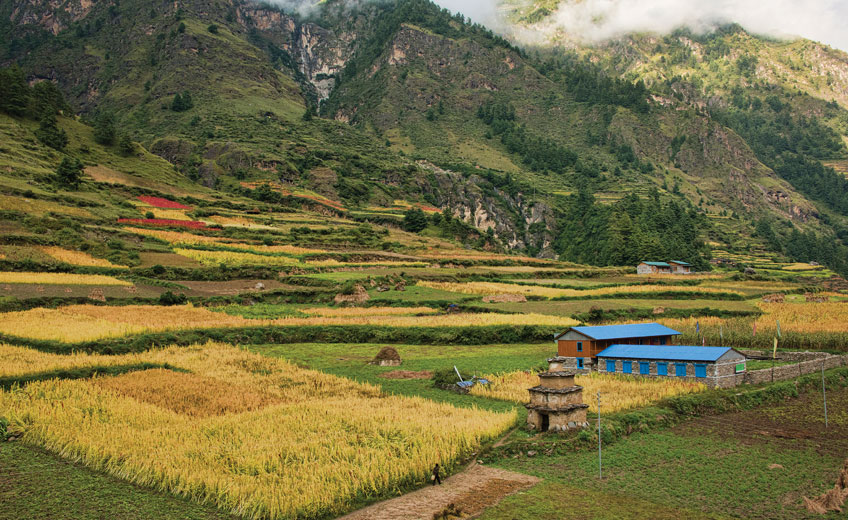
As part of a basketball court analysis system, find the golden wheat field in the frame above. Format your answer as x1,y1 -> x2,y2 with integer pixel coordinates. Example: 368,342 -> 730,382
125,227 -> 225,245
38,247 -> 127,268
469,371 -> 706,413
756,302 -> 848,333
0,343 -> 516,519
302,306 -> 439,317
0,304 -> 579,342
174,248 -> 303,267
417,281 -> 743,298
0,272 -> 132,286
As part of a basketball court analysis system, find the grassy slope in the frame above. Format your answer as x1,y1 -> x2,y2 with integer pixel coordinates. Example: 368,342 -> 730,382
0,442 -> 235,520
483,386 -> 848,520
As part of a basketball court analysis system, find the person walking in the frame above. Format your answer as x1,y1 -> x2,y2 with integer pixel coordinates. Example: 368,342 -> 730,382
431,463 -> 442,486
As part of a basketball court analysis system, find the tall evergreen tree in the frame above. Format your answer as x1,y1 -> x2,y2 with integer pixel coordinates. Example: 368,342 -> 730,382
35,114 -> 68,151
55,157 -> 83,188
0,65 -> 30,116
94,112 -> 116,145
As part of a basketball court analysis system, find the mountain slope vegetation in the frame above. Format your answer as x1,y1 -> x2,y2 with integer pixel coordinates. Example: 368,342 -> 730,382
3,0 -> 848,272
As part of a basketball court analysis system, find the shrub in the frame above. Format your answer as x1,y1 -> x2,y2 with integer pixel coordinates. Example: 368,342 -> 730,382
432,368 -> 460,388
158,291 -> 188,306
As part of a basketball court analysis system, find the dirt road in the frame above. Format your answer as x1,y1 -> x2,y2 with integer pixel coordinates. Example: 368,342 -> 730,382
338,464 -> 540,520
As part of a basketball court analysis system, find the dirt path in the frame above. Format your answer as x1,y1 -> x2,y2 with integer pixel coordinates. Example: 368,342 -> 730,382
338,464 -> 540,520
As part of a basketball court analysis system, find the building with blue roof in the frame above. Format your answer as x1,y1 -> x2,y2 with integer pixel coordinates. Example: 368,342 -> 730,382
596,344 -> 746,388
554,323 -> 681,369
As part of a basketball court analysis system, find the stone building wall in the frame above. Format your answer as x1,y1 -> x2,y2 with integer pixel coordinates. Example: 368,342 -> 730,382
529,388 -> 584,408
597,353 -> 848,388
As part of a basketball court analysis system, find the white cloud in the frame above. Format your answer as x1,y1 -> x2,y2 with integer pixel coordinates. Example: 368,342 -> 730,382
433,0 -> 848,52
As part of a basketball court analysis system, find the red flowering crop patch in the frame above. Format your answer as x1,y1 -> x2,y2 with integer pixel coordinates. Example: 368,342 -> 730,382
137,196 -> 192,210
117,218 -> 207,229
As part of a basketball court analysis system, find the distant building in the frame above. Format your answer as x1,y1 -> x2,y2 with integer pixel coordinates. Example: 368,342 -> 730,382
669,260 -> 692,274
636,261 -> 671,274
596,344 -> 747,388
554,323 -> 681,369
636,260 -> 692,274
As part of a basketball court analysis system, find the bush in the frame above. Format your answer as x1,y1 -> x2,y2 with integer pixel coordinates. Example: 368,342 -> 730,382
402,208 -> 428,233
207,24 -> 218,34
158,291 -> 188,306
432,368 -> 460,388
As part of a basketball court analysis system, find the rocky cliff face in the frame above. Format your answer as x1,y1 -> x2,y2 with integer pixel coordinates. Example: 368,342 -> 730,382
238,3 -> 358,103
415,162 -> 557,255
8,0 -> 95,35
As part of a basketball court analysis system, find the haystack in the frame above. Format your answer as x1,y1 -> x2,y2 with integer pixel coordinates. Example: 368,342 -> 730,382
482,294 -> 527,303
804,459 -> 848,514
334,284 -> 369,304
370,346 -> 401,366
88,288 -> 106,302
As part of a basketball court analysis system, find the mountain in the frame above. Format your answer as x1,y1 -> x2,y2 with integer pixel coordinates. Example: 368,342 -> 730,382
3,0 -> 848,272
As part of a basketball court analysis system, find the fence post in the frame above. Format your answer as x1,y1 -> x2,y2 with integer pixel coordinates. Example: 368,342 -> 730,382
822,362 -> 828,428
597,391 -> 602,480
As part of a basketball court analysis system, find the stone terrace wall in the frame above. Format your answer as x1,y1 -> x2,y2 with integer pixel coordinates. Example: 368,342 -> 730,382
739,350 -> 830,362
740,353 -> 848,386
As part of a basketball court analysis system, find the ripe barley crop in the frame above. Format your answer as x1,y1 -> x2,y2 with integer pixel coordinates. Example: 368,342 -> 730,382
0,305 -> 578,342
0,343 -> 516,519
469,370 -> 705,413
302,306 -> 440,317
0,272 -> 132,286
124,227 -> 224,245
174,248 -> 302,267
38,247 -> 127,268
417,281 -> 743,298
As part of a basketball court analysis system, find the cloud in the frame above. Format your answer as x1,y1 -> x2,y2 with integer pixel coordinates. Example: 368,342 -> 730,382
433,0 -> 848,52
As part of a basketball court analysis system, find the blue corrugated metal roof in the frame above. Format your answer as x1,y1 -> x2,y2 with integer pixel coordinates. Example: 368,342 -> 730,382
564,323 -> 681,340
596,344 -> 733,362
669,260 -> 691,265
642,261 -> 671,267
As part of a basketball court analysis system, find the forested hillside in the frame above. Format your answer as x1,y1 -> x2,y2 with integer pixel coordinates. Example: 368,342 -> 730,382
3,0 -> 848,273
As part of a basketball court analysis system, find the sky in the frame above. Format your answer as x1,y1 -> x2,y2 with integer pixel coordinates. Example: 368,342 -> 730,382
431,0 -> 848,52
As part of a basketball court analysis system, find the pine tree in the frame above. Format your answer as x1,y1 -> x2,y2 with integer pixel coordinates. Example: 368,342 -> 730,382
118,134 -> 134,156
56,157 -> 84,188
35,114 -> 68,151
0,65 -> 30,116
94,112 -> 116,145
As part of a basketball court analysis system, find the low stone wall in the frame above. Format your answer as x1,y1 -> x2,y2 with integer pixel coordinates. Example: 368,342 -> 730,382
739,349 -> 829,362
741,354 -> 848,385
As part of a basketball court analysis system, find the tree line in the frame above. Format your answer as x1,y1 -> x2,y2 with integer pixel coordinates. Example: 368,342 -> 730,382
554,188 -> 711,270
477,100 -> 578,174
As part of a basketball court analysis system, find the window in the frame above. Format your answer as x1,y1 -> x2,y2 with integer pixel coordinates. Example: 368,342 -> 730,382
576,341 -> 583,352
639,361 -> 650,375
623,360 -> 632,374
660,337 -> 667,345
695,364 -> 707,378
577,357 -> 584,369
606,360 -> 616,373
675,363 -> 687,377
657,362 -> 668,376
